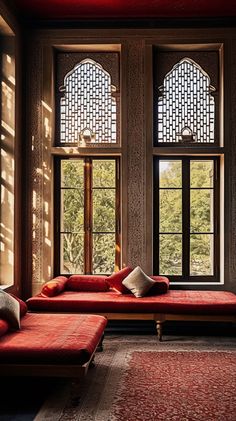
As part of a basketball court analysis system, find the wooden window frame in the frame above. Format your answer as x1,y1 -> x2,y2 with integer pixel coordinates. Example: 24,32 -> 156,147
153,156 -> 220,283
54,156 -> 120,276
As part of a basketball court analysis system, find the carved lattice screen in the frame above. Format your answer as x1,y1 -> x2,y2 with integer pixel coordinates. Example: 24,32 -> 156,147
55,52 -> 120,147
153,50 -> 219,146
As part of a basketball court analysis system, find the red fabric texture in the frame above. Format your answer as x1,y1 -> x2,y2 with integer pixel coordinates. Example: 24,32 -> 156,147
10,294 -> 28,317
0,319 -> 9,337
14,0 -> 236,20
67,275 -> 109,292
148,276 -> 170,295
107,267 -> 133,293
41,276 -> 68,297
0,313 -> 107,365
26,290 -> 236,314
111,351 -> 236,421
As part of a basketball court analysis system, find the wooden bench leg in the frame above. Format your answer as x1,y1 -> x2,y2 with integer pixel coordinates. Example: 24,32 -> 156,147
96,332 -> 104,352
89,356 -> 96,368
156,321 -> 163,341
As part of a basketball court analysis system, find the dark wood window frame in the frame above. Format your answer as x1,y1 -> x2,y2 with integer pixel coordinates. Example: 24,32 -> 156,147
54,156 -> 121,276
153,156 -> 220,283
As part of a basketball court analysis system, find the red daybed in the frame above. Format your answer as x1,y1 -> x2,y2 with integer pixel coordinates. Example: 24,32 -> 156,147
0,296 -> 107,377
26,271 -> 236,341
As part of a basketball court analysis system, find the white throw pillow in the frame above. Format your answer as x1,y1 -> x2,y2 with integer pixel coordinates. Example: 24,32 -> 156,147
122,266 -> 155,298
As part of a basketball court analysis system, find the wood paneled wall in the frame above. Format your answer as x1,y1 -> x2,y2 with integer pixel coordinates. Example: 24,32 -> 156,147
23,27 -> 236,295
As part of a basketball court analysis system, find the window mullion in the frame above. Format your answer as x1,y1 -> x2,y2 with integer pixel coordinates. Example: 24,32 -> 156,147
115,159 -> 121,271
84,158 -> 92,274
153,159 -> 160,275
214,158 -> 220,279
182,159 -> 190,278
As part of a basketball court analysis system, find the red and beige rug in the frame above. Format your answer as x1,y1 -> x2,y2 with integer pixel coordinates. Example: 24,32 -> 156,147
35,336 -> 236,421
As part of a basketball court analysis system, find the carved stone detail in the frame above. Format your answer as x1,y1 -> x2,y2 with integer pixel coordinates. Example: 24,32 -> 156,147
126,40 -> 146,269
226,40 -> 236,292
28,41 -> 44,290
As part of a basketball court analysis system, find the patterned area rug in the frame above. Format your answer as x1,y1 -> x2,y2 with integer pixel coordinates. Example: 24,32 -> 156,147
35,335 -> 236,421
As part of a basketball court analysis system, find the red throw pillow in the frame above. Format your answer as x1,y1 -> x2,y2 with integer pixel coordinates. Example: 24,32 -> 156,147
10,294 -> 28,317
148,276 -> 170,295
41,276 -> 68,297
0,318 -> 9,337
67,275 -> 109,292
107,267 -> 133,294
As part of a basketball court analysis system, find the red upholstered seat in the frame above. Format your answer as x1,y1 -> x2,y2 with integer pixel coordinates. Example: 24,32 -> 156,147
26,290 -> 236,315
0,313 -> 107,365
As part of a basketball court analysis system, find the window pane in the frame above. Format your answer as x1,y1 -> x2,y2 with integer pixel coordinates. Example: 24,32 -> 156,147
93,160 -> 116,187
159,190 -> 182,232
93,189 -> 116,232
190,189 -> 214,233
60,233 -> 84,274
0,41 -> 16,287
61,189 -> 84,232
190,160 -> 214,188
190,234 -> 214,275
61,160 -> 84,188
159,160 -> 182,188
93,233 -> 116,274
159,234 -> 182,275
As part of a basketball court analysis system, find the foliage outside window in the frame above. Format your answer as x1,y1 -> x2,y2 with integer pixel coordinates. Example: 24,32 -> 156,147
55,158 -> 120,275
154,158 -> 219,282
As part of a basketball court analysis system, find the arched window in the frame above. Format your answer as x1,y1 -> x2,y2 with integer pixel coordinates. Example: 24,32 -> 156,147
59,58 -> 118,145
153,48 -> 222,284
157,58 -> 215,143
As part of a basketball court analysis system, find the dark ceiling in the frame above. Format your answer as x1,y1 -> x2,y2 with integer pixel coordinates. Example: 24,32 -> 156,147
8,0 -> 236,21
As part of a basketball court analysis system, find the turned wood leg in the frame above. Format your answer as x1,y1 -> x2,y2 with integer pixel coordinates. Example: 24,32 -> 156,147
96,332 -> 104,352
156,321 -> 163,341
89,356 -> 96,368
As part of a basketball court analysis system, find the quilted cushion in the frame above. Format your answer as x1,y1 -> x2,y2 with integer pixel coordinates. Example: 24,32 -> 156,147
0,290 -> 20,330
0,313 -> 107,365
0,318 -> 9,337
67,275 -> 109,292
122,266 -> 155,298
26,290 -> 236,314
107,267 -> 133,293
41,276 -> 68,297
148,276 -> 170,295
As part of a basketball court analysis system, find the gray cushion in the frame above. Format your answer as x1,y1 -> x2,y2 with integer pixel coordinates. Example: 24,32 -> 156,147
122,266 -> 155,297
0,289 -> 20,329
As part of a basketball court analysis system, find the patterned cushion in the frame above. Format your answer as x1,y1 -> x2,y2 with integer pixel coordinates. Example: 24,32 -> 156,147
107,267 -> 133,293
0,289 -> 20,329
122,266 -> 155,298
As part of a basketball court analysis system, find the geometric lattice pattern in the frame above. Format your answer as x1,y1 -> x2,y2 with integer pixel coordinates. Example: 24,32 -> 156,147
158,58 -> 215,144
60,58 -> 117,145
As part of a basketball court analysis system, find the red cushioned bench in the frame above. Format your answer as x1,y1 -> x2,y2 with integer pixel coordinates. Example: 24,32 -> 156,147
26,272 -> 236,341
0,310 -> 107,377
